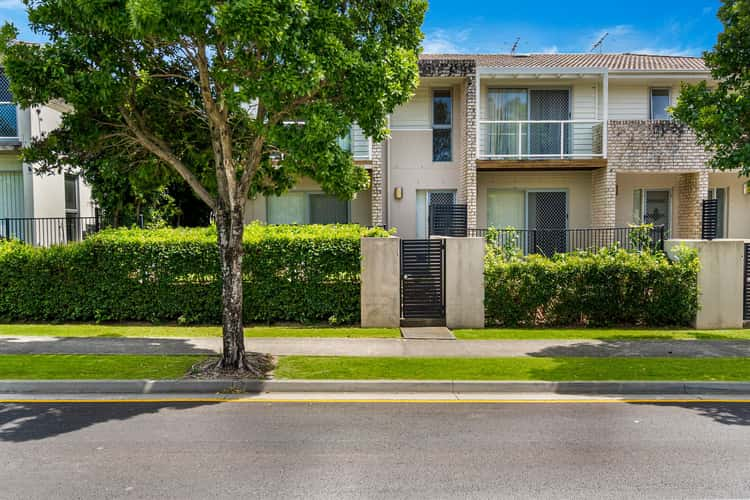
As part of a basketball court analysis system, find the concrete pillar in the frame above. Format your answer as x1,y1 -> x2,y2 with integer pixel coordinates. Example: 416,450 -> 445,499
666,239 -> 746,329
677,171 -> 709,238
591,167 -> 616,228
360,236 -> 400,328
445,237 -> 485,329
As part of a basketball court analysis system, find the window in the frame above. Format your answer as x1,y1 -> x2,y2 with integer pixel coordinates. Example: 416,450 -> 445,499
708,187 -> 728,238
337,128 -> 352,154
633,189 -> 671,234
267,192 -> 349,225
650,88 -> 671,120
64,174 -> 80,242
0,70 -> 16,138
432,90 -> 452,162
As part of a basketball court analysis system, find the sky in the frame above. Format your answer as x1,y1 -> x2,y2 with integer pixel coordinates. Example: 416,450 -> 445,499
0,0 -> 724,57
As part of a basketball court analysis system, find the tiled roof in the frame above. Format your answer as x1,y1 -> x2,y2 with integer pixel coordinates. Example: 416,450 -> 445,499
419,53 -> 708,72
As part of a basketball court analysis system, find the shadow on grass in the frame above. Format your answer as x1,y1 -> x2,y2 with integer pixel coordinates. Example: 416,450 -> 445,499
0,337 -> 218,355
0,401 -> 220,443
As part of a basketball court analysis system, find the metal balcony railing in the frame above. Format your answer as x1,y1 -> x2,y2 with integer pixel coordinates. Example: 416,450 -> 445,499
478,120 -> 604,160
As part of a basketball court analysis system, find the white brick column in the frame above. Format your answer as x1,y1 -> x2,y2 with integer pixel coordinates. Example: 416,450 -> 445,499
369,142 -> 384,227
461,73 -> 478,228
591,167 -> 616,227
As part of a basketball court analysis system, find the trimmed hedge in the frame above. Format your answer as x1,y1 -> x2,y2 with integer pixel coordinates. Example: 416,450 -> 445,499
484,246 -> 700,327
0,224 -> 390,325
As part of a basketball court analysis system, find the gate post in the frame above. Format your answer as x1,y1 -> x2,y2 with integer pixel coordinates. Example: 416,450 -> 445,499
665,239 -> 745,329
445,237 -> 485,329
360,236 -> 401,328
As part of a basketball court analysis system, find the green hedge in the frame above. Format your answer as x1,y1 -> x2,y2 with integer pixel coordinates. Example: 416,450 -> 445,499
484,246 -> 700,327
0,224 -> 390,325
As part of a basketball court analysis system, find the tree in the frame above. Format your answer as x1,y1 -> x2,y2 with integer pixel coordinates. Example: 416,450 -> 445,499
672,0 -> 750,175
1,0 -> 425,372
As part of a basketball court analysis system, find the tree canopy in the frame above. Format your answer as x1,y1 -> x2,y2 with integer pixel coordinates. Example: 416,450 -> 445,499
0,0 -> 426,371
672,0 -> 750,175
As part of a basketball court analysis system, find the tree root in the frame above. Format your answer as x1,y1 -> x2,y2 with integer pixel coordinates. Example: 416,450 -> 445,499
186,352 -> 275,379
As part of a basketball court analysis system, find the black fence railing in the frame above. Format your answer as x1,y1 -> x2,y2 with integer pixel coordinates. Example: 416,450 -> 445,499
0,215 -> 144,247
469,226 -> 666,256
429,204 -> 468,237
702,198 -> 719,240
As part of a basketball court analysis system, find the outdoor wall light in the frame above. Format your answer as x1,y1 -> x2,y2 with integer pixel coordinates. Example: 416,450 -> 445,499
394,186 -> 403,200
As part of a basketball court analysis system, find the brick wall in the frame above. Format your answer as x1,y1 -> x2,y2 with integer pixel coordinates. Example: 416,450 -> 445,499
608,120 -> 711,171
369,142 -> 384,226
677,170 -> 708,238
461,74 -> 478,228
591,167 -> 616,227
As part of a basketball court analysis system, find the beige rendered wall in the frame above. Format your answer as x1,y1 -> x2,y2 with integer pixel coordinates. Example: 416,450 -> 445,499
244,176 -> 371,225
709,172 -> 750,239
666,239 -> 745,329
444,237 -> 485,329
476,171 -> 593,229
615,173 -> 682,233
360,236 -> 400,328
388,80 -> 464,237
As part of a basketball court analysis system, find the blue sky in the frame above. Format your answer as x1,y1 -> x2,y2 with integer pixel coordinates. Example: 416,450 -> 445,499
0,0 -> 723,56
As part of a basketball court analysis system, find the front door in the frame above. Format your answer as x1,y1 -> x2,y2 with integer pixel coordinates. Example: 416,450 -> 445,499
528,191 -> 567,255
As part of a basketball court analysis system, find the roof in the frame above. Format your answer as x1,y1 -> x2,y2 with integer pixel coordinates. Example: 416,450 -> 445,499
419,53 -> 708,72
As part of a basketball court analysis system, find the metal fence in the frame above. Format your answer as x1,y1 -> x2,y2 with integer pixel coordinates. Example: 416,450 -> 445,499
469,226 -> 666,256
0,215 -> 144,247
429,204 -> 468,237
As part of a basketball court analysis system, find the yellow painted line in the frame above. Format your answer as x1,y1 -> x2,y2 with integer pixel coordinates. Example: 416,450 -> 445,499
2,398 -> 750,404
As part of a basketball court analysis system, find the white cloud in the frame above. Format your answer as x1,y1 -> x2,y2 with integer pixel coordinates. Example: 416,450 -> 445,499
541,45 -> 559,54
0,0 -> 24,9
422,28 -> 472,54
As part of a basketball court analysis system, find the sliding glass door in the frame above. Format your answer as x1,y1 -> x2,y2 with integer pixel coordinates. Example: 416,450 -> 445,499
486,89 -> 528,156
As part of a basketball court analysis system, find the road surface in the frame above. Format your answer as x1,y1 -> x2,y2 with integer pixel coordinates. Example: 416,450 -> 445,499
2,398 -> 750,499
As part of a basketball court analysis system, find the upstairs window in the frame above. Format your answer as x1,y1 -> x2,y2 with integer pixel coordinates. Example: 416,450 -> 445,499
650,88 -> 671,120
432,89 -> 452,162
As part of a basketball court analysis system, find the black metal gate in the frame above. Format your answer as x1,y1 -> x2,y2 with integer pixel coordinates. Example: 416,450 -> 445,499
400,239 -> 445,325
744,243 -> 750,322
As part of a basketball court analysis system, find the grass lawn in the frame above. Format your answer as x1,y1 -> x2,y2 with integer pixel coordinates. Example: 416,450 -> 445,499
0,355 -> 204,379
454,328 -> 750,341
274,356 -> 750,381
0,324 -> 400,339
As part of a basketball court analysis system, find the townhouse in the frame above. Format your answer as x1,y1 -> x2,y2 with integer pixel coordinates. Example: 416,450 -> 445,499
251,52 -> 750,242
0,70 -> 95,244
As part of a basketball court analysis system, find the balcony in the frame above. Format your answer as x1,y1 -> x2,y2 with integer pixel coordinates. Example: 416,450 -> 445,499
477,119 -> 605,170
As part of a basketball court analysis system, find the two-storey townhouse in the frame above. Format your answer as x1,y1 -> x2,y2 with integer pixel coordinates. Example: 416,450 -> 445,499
253,52 -> 750,244
0,69 -> 95,244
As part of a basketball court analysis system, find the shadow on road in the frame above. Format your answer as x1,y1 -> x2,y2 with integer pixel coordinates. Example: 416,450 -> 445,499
0,337 -> 218,355
0,401 -> 219,442
628,402 -> 750,426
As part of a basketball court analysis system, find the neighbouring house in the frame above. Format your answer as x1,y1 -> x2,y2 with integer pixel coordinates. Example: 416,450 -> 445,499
0,69 -> 95,245
251,52 -> 750,242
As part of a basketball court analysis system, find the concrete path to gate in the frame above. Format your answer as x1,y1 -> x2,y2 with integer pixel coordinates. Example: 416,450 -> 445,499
3,335 -> 750,358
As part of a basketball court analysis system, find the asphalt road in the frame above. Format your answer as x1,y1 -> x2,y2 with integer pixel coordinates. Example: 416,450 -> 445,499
2,399 -> 750,499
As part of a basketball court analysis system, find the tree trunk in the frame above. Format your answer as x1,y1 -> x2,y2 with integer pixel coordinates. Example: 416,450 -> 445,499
215,200 -> 248,371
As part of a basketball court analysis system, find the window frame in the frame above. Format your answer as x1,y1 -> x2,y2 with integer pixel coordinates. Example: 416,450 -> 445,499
634,188 -> 672,234
649,88 -> 672,120
708,186 -> 729,238
431,88 -> 453,162
266,191 -> 351,225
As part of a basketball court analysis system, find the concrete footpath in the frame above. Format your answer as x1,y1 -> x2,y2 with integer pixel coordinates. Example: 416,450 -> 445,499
3,335 -> 750,358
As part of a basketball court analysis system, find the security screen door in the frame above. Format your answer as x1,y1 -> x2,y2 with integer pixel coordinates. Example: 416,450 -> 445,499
529,89 -> 570,156
527,191 -> 567,255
